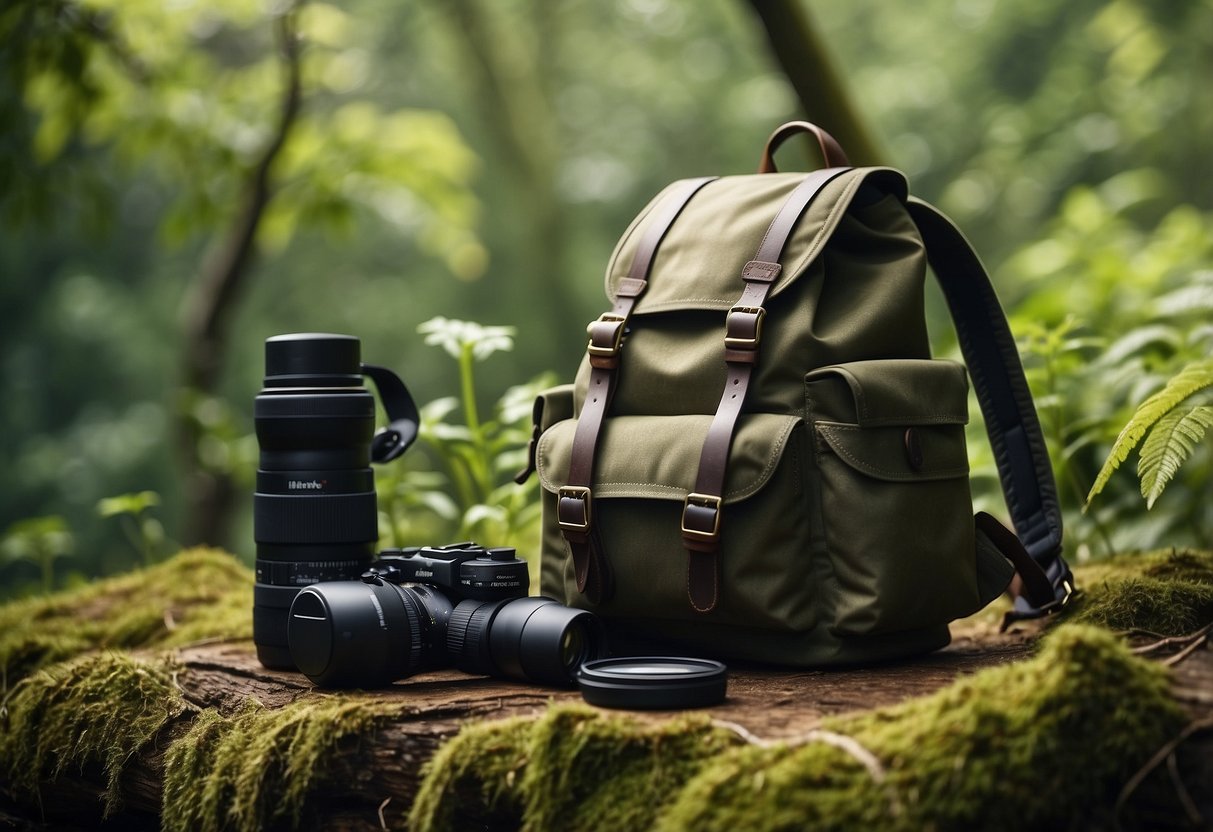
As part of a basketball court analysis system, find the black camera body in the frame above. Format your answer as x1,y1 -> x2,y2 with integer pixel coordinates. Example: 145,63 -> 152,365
254,333 -> 605,688
287,542 -> 605,689
368,542 -> 529,602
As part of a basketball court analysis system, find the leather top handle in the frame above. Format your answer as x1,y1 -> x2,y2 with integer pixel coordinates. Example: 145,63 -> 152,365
758,121 -> 850,173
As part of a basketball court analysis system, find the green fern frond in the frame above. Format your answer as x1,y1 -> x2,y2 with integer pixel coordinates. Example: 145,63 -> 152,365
1138,405 -> 1213,508
1086,359 -> 1213,507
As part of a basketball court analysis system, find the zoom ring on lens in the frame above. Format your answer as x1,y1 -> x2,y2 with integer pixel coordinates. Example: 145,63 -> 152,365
447,599 -> 505,677
387,583 -> 426,677
254,491 -> 377,544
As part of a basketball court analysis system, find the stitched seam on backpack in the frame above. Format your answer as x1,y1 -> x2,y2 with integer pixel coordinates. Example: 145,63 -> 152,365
596,482 -> 686,493
817,424 -> 968,479
857,415 -> 966,426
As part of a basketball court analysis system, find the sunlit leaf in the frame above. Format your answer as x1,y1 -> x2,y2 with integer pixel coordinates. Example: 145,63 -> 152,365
96,490 -> 161,518
1138,405 -> 1213,509
1087,360 -> 1213,507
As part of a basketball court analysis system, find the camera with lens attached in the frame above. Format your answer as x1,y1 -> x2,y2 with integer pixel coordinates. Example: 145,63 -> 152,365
287,542 -> 605,689
253,331 -> 723,708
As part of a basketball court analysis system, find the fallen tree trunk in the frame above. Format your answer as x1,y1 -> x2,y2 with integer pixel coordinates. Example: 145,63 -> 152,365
3,628 -> 1211,831
2,548 -> 1211,830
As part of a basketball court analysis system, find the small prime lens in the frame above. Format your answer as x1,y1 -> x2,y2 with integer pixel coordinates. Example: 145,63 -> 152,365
447,597 -> 606,686
288,580 -> 452,688
254,334 -> 380,670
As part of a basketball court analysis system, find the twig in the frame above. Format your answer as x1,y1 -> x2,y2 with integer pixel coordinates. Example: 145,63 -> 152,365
1115,716 -> 1213,828
377,797 -> 391,830
1131,623 -> 1213,656
712,720 -> 901,817
1165,752 -> 1203,826
1162,630 -> 1211,667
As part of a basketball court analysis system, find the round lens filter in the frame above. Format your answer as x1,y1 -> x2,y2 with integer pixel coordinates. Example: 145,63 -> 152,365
577,657 -> 727,710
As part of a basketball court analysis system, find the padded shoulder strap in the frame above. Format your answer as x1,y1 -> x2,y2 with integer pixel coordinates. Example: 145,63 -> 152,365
905,197 -> 1074,619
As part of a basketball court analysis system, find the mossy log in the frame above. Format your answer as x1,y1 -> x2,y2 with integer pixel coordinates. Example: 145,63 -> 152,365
1,549 -> 1212,830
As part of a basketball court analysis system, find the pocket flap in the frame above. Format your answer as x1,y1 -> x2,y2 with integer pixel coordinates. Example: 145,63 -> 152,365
806,359 -> 969,426
815,422 -> 969,482
537,414 -> 801,503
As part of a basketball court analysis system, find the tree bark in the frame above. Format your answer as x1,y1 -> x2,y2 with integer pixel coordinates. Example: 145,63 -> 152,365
176,9 -> 303,549
427,0 -> 582,349
745,0 -> 886,167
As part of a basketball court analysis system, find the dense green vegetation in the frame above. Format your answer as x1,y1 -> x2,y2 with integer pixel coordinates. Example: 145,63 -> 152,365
2,0 -> 1211,595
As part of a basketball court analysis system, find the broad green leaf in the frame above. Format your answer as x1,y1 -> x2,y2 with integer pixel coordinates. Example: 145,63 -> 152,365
1138,405 -> 1213,509
418,491 -> 459,521
97,490 -> 161,518
1094,324 -> 1182,368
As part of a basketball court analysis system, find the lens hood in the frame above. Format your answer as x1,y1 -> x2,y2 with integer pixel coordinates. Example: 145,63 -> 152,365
288,580 -> 423,688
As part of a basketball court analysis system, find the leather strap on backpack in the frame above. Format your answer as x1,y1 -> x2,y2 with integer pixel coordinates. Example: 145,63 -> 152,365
561,176 -> 717,603
681,166 -> 850,612
906,198 -> 1074,621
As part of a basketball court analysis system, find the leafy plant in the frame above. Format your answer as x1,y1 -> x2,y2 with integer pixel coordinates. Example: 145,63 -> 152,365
97,490 -> 167,566
376,317 -> 555,555
1,516 -> 74,594
993,185 -> 1213,557
1087,360 -> 1213,510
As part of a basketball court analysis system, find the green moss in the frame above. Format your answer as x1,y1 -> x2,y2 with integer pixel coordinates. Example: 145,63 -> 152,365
1070,549 -> 1213,635
662,626 -> 1184,831
413,627 -> 1184,832
521,706 -> 740,831
409,706 -> 738,832
161,695 -> 403,832
409,714 -> 534,832
0,652 -> 189,815
0,547 -> 252,689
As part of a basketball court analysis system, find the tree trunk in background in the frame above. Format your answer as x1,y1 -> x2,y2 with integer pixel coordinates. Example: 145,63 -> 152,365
427,0 -> 581,348
745,0 -> 886,167
176,11 -> 302,548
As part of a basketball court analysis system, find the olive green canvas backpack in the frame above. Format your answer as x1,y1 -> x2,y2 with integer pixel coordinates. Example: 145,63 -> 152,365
518,122 -> 1075,665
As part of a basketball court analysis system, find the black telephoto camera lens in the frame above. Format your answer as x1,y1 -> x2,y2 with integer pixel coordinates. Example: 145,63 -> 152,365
286,545 -> 606,688
253,333 -> 418,669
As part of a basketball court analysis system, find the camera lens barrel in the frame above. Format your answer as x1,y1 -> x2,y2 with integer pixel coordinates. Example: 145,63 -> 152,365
289,580 -> 605,689
448,597 -> 606,686
253,334 -> 380,670
487,597 -> 605,686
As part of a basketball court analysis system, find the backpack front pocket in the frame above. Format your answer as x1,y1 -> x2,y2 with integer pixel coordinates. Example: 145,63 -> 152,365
806,359 -> 982,636
536,413 -> 818,631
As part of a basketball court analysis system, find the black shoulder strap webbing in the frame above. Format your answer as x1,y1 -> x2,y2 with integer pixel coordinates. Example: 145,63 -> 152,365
905,197 -> 1074,620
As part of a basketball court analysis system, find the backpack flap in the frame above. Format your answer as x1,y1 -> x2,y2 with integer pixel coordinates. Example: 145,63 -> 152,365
537,413 -> 817,633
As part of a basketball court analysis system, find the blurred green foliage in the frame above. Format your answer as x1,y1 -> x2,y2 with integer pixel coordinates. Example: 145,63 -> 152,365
2,0 -> 1211,594
1,516 -> 75,595
96,489 -> 167,565
376,317 -> 553,559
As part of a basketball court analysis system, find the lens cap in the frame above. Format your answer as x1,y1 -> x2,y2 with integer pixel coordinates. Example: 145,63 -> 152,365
576,657 -> 727,710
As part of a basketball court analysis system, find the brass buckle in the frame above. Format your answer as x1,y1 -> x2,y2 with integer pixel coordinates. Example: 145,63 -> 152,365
681,492 -> 722,541
724,306 -> 765,350
586,314 -> 627,358
558,486 -> 592,532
